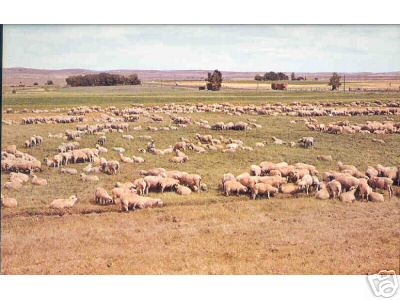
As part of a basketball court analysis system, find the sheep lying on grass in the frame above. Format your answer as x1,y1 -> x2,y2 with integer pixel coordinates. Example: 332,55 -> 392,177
1,194 -> 17,208
80,173 -> 99,182
50,195 -> 79,209
120,192 -> 163,212
176,185 -> 192,195
31,175 -> 48,186
60,167 -> 78,175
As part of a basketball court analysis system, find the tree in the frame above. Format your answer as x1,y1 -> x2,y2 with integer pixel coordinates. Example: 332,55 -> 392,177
65,73 -> 141,87
261,71 -> 289,81
206,70 -> 222,91
33,82 -> 39,86
46,80 -> 54,85
328,73 -> 341,90
291,72 -> 296,81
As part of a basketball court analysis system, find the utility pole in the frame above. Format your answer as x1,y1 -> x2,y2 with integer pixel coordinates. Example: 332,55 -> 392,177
343,73 -> 346,93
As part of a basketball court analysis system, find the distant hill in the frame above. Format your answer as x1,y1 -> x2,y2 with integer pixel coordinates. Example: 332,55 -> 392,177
3,67 -> 400,86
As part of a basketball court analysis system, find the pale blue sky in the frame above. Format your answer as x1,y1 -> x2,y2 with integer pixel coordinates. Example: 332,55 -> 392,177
3,25 -> 400,72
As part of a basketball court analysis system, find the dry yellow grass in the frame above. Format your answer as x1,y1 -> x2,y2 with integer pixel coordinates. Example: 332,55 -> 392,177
2,198 -> 399,274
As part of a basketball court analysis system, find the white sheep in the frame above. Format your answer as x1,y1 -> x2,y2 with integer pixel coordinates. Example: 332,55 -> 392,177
50,195 -> 79,209
31,175 -> 48,186
80,173 -> 99,182
95,187 -> 113,205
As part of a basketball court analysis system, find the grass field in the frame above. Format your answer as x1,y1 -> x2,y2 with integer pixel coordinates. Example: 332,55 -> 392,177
3,80 -> 400,109
1,85 -> 400,274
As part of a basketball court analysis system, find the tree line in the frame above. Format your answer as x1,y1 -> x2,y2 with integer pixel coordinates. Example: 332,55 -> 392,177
65,73 -> 141,87
254,72 -> 289,81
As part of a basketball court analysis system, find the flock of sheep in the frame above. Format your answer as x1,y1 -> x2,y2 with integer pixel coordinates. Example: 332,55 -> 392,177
221,161 -> 399,202
3,100 -> 400,124
93,167 -> 205,212
305,119 -> 400,134
2,100 -> 400,212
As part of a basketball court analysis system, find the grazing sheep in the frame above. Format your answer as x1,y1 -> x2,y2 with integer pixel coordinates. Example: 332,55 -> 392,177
96,144 -> 108,153
80,173 -> 99,182
271,136 -> 284,145
298,137 -> 314,148
133,178 -> 147,195
315,184 -> 330,200
95,187 -> 113,205
255,142 -> 265,147
293,163 -> 318,175
280,183 -> 301,195
112,147 -> 125,153
112,187 -> 134,205
369,192 -> 384,202
169,156 -> 188,163
181,174 -> 202,191
134,196 -> 164,209
50,195 -> 79,209
122,134 -> 134,140
250,165 -> 262,176
119,153 -> 134,163
120,192 -> 161,211
223,180 -> 248,196
173,141 -> 187,151
222,173 -> 236,189
4,181 -> 22,190
288,169 -> 310,182
60,168 -> 78,175
139,168 -> 166,177
335,174 -> 360,192
337,161 -> 357,172
5,145 -> 17,154
327,180 -> 342,198
258,175 -> 287,189
311,176 -> 320,191
366,166 -> 379,178
296,174 -> 313,195
31,175 -> 48,186
159,177 -> 180,193
357,179 -> 372,201
368,177 -> 394,197
100,159 -> 120,175
83,163 -> 94,173
176,185 -> 192,195
317,155 -> 333,162
143,176 -> 163,194
269,169 -> 282,177
10,172 -> 29,184
1,194 -> 18,208
250,182 -> 278,200
339,189 -> 356,203
97,136 -> 106,145
132,156 -> 145,163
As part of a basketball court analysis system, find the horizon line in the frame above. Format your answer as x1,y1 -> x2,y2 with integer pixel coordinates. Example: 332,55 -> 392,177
4,67 -> 400,74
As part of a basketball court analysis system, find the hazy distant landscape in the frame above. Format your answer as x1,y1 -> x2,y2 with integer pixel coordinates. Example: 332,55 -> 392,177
4,67 -> 400,86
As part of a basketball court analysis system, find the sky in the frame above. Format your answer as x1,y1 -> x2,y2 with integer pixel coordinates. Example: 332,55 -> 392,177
3,25 -> 400,72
